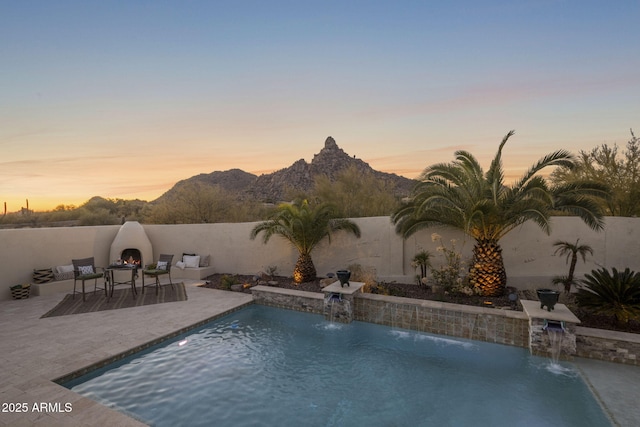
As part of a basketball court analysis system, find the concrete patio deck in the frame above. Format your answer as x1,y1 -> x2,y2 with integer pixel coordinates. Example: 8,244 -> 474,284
1,280 -> 639,426
0,280 -> 252,426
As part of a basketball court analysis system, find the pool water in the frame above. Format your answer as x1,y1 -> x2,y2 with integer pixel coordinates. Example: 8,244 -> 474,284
65,305 -> 611,426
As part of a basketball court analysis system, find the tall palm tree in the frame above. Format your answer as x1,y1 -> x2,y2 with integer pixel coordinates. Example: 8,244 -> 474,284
392,131 -> 607,296
552,239 -> 594,293
250,199 -> 361,283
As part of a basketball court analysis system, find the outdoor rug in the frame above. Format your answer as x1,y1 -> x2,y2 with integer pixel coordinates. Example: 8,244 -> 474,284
41,282 -> 187,318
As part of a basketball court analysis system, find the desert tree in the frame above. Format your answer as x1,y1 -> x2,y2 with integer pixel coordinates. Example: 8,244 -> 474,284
143,182 -> 266,224
312,165 -> 401,217
551,128 -> 639,216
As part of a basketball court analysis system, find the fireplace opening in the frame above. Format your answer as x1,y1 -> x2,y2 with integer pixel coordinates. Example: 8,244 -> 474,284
120,249 -> 142,266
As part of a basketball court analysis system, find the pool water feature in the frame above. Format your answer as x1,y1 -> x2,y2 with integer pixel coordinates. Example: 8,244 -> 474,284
64,306 -> 611,427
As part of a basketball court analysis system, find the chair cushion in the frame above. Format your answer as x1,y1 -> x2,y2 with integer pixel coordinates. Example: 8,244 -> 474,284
78,272 -> 103,280
144,269 -> 169,276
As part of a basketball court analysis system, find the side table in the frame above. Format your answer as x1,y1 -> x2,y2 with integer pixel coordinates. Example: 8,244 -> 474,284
105,265 -> 138,299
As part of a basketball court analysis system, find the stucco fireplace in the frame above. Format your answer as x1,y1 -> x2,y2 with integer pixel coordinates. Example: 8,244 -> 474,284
109,221 -> 154,267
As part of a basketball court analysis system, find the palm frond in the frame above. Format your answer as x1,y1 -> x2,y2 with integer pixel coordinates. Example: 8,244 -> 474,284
485,130 -> 514,188
251,200 -> 361,256
514,150 -> 574,189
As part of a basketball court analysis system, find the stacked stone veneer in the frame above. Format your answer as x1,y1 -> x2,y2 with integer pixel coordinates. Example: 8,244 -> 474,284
251,286 -> 530,345
251,285 -> 323,314
521,300 -> 581,360
354,293 -> 529,347
576,327 -> 640,366
527,317 -> 578,360
250,287 -> 640,365
323,297 -> 353,323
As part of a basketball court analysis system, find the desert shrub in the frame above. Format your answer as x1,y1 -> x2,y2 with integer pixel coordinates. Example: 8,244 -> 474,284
78,208 -> 120,226
312,165 -> 401,217
429,233 -> 473,294
348,263 -> 377,290
220,274 -> 240,290
365,282 -> 391,296
575,267 -> 640,324
265,265 -> 279,279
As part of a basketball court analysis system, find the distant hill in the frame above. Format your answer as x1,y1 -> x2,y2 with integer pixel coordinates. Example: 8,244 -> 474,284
156,137 -> 416,203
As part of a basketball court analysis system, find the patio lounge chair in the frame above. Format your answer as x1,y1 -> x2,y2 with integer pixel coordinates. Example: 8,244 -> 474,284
72,257 -> 107,301
142,254 -> 174,295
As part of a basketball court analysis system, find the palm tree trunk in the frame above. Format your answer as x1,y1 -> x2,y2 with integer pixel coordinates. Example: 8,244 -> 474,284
567,253 -> 578,293
293,253 -> 317,284
469,239 -> 507,296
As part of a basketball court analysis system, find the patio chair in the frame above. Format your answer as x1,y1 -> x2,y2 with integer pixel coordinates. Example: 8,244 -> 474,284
72,257 -> 107,301
142,254 -> 174,295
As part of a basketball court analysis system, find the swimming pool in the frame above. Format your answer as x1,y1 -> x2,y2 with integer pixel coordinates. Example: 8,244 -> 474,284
65,305 -> 611,426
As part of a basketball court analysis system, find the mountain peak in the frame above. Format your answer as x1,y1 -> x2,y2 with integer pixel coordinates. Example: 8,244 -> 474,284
158,136 -> 415,204
324,136 -> 338,149
312,136 -> 350,167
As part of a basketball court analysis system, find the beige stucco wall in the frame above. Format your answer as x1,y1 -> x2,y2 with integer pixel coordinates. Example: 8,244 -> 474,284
1,216 -> 639,301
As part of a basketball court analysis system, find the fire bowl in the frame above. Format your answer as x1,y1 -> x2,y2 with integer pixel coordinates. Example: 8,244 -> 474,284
536,288 -> 560,311
336,270 -> 351,287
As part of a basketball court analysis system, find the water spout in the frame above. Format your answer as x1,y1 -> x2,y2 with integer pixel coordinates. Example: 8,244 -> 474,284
543,320 -> 565,364
329,293 -> 341,302
543,320 -> 566,332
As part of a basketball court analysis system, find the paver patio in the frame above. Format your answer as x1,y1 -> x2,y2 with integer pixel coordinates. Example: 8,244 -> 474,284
0,280 -> 251,426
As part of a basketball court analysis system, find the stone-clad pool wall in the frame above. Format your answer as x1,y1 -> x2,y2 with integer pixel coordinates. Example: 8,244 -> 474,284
252,286 -> 529,347
251,286 -> 640,365
354,293 -> 530,347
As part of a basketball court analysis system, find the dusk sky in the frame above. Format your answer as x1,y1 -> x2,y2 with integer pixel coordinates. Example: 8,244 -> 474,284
1,1 -> 639,212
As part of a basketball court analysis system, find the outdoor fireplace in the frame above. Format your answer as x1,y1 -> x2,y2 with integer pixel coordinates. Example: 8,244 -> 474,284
120,248 -> 142,265
110,221 -> 153,267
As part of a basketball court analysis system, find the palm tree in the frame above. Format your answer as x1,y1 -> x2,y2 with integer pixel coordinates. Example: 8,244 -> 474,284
392,131 -> 607,296
552,239 -> 594,293
250,199 -> 361,283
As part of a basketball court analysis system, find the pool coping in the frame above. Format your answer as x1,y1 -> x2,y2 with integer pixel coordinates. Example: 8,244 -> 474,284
53,301 -> 254,385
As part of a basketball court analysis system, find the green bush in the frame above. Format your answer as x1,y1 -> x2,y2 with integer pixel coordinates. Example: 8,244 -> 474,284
575,267 -> 640,324
220,275 -> 240,290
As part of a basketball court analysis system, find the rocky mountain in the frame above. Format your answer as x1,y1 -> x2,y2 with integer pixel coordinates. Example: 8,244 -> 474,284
156,137 -> 416,203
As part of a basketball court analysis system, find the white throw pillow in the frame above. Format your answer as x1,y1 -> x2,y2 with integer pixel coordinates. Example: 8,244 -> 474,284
78,265 -> 94,275
183,255 -> 200,268
57,264 -> 74,274
176,261 -> 186,270
156,261 -> 168,271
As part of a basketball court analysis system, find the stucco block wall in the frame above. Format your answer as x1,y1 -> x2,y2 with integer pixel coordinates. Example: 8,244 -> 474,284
1,225 -> 120,300
1,216 -> 639,301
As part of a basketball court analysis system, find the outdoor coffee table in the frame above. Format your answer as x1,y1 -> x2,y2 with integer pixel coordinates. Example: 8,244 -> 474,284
105,264 -> 138,299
